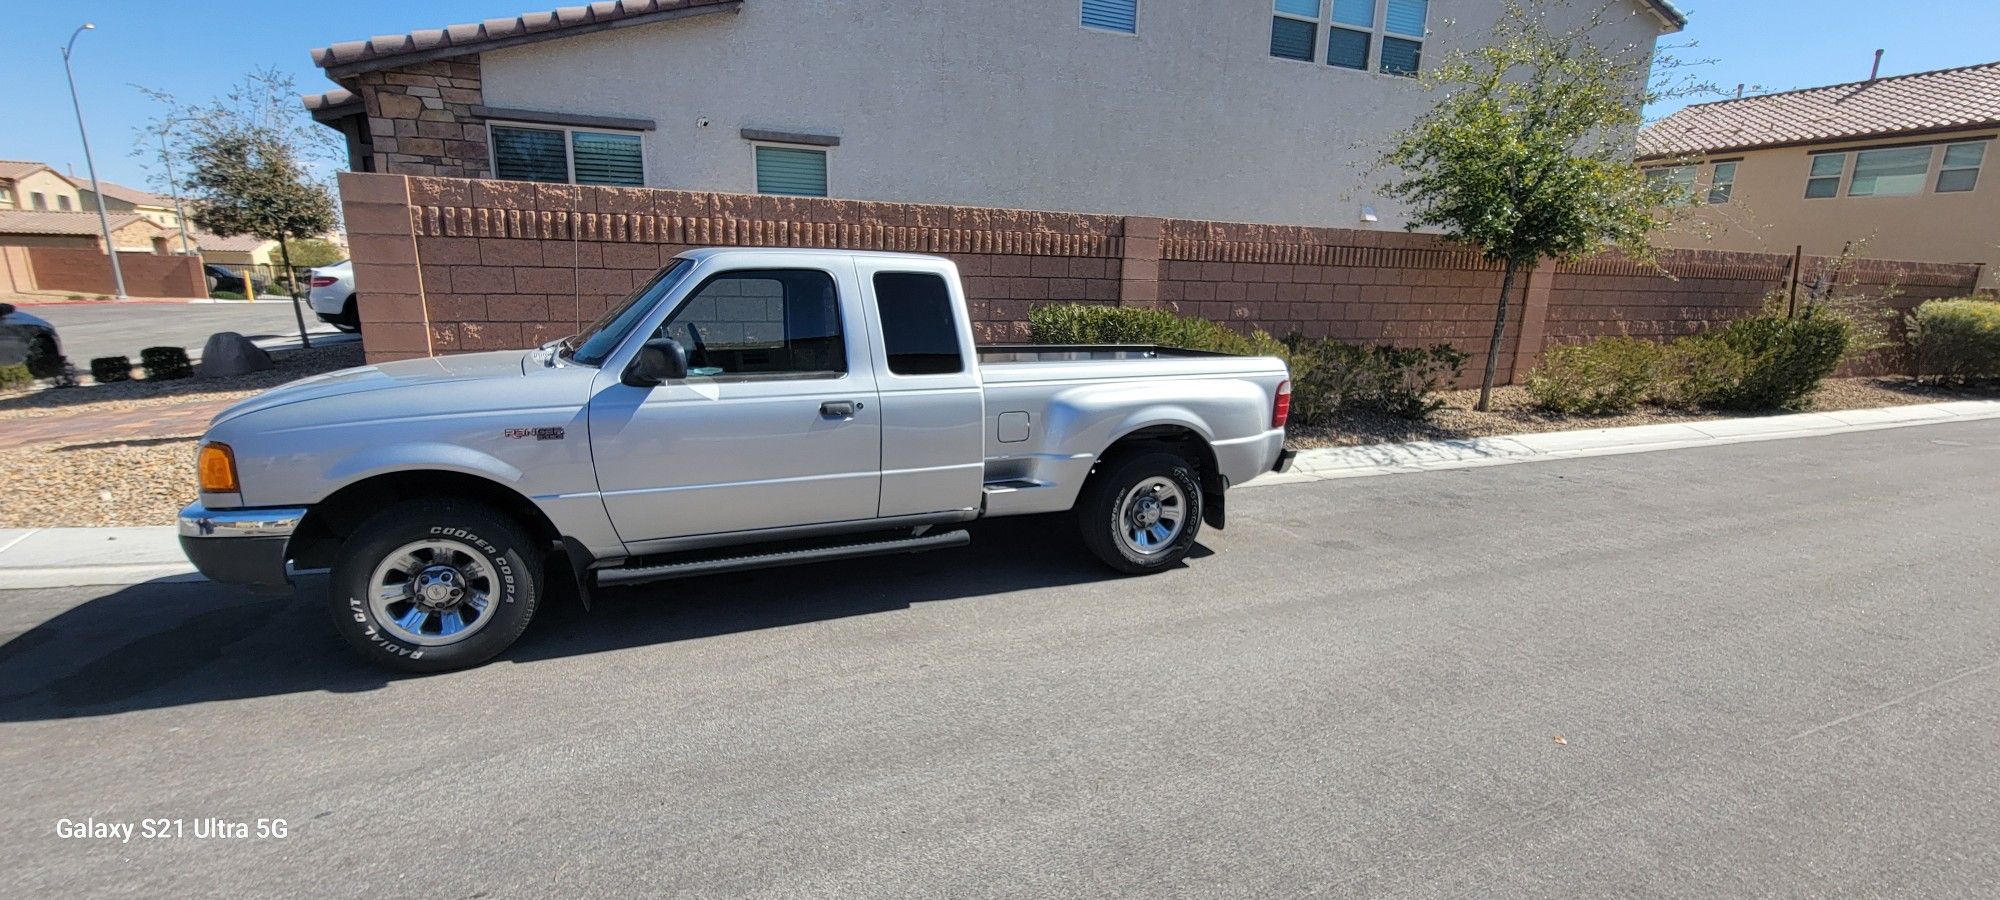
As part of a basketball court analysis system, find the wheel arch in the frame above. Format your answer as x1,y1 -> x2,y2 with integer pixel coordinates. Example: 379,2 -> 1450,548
1087,423 -> 1227,529
290,469 -> 561,570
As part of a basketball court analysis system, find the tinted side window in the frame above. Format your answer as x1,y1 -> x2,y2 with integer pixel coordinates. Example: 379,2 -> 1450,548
658,269 -> 845,378
873,272 -> 965,376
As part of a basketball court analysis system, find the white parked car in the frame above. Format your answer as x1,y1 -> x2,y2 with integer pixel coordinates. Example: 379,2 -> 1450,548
307,260 -> 357,332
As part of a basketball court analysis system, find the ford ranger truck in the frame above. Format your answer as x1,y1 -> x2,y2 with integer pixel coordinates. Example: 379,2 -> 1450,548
179,249 -> 1293,671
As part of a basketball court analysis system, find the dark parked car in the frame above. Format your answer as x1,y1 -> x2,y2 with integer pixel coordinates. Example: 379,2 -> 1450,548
0,302 -> 61,375
205,264 -> 270,296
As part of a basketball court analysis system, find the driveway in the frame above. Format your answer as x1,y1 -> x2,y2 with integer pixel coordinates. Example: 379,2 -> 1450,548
2,421 -> 1997,896
20,301 -> 345,363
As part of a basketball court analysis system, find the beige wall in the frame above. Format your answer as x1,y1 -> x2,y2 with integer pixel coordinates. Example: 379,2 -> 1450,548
9,170 -> 82,212
1658,130 -> 2000,291
0,233 -> 98,250
80,191 -> 183,230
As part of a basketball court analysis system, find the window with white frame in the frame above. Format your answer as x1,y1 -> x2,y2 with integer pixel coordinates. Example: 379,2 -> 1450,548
57,195 -> 72,211
754,145 -> 828,197
1645,165 -> 1697,199
1707,161 -> 1737,204
1271,0 -> 1428,75
1847,146 -> 1932,197
489,122 -> 644,186
1938,142 -> 1985,193
1081,0 -> 1138,33
1805,154 -> 1844,198
31,192 -> 47,210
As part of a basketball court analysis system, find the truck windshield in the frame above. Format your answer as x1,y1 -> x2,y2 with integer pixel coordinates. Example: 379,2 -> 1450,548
561,259 -> 696,366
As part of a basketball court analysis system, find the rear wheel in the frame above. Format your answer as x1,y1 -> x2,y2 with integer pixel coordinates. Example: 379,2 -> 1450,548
334,295 -> 360,332
327,499 -> 540,673
1076,451 -> 1204,574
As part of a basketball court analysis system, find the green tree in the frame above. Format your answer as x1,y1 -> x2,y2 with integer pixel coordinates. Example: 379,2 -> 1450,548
140,69 -> 339,344
282,237 -> 346,269
1380,1 -> 1702,410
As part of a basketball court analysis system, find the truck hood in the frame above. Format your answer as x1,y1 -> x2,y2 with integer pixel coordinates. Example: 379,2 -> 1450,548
211,349 -> 542,426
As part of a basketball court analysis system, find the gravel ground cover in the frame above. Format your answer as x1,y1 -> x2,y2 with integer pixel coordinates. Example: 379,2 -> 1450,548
1289,377 -> 2000,448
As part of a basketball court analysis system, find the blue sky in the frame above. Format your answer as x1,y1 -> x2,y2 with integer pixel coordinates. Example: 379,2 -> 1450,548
5,1 -> 1998,191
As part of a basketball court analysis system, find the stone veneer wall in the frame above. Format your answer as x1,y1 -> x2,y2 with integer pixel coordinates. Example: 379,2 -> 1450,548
339,172 -> 1986,383
351,58 -> 490,178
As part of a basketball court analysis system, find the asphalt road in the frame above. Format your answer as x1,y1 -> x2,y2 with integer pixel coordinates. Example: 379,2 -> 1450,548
20,301 -> 345,363
3,421 -> 1997,897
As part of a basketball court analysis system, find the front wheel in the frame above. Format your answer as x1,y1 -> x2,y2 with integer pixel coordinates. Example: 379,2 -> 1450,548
1076,451 -> 1204,574
327,499 -> 541,673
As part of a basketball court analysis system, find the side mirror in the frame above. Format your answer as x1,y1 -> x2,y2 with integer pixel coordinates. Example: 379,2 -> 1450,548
621,337 -> 689,387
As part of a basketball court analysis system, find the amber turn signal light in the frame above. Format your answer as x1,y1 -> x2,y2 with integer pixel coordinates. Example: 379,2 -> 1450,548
198,443 -> 240,493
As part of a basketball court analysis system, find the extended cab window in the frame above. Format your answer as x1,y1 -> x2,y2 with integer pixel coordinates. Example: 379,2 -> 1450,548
873,272 -> 965,375
656,269 -> 845,378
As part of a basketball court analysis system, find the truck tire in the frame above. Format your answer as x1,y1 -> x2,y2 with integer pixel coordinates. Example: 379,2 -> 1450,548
327,499 -> 541,673
1076,451 -> 1204,574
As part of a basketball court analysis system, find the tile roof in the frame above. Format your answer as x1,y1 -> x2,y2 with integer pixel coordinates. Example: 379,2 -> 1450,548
61,176 -> 176,209
310,0 -> 740,75
0,210 -> 150,237
1640,60 -> 2000,159
0,160 -> 55,182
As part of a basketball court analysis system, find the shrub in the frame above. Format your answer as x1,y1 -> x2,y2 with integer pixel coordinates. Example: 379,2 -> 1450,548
1028,304 -> 1270,355
25,334 -> 63,379
1525,337 -> 1667,415
90,356 -> 134,383
1908,298 -> 2000,384
0,363 -> 31,391
140,346 -> 194,381
1284,336 -> 1468,423
1666,311 -> 1850,410
210,289 -> 246,301
45,361 -> 80,389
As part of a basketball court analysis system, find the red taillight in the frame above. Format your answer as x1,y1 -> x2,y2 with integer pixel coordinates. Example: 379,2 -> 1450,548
309,276 -> 338,288
1272,380 -> 1291,429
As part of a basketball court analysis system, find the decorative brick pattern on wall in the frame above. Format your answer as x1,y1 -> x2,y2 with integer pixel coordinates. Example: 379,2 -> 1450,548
339,172 -> 1985,384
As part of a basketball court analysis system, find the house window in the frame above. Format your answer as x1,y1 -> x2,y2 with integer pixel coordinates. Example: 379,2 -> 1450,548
1707,161 -> 1737,204
57,195 -> 72,211
1270,0 -> 1319,62
489,123 -> 644,186
31,192 -> 47,210
1938,142 -> 1985,193
1847,146 -> 1932,197
1805,154 -> 1845,199
1081,0 -> 1138,33
1646,165 -> 1697,199
1274,0 -> 1427,75
754,146 -> 829,197
0,186 -> 11,206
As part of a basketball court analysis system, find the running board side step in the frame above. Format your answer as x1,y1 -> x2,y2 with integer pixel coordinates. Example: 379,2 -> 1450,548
594,529 -> 971,587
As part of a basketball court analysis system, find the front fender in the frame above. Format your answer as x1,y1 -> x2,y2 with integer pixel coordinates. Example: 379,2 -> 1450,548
320,442 -> 526,489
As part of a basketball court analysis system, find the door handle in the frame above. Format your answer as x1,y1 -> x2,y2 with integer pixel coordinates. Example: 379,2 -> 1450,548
819,400 -> 857,418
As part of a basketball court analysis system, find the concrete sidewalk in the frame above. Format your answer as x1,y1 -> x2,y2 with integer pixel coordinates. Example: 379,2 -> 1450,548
3,399 -> 1997,589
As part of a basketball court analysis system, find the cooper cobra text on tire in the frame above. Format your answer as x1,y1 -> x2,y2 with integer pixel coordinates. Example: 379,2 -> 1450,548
1076,451 -> 1204,574
327,499 -> 541,673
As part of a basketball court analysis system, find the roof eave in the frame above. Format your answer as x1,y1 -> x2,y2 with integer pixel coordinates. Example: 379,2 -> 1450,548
1637,120 -> 2000,161
1646,0 -> 1689,31
315,1 -> 740,79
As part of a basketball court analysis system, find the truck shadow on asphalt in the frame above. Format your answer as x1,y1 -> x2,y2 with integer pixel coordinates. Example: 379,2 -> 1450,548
0,516 -> 1206,722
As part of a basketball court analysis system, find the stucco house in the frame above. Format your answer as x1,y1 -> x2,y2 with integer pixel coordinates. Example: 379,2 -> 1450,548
0,161 -> 84,213
305,0 -> 1684,230
1642,61 -> 2000,291
65,176 -> 191,242
0,210 -> 177,253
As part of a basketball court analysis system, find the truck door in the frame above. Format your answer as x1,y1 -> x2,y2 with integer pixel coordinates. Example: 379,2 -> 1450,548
588,264 -> 883,546
853,259 -> 985,518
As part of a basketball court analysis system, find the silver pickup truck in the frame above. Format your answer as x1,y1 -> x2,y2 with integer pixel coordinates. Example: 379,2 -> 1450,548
180,249 -> 1293,671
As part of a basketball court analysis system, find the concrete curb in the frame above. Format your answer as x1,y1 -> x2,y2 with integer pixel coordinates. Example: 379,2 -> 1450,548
4,400 -> 1997,590
1243,399 -> 2000,488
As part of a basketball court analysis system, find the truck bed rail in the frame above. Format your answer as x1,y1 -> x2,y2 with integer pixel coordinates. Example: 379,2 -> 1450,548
977,344 -> 1234,364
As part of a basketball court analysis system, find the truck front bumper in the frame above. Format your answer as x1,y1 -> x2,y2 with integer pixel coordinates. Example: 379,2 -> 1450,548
177,502 -> 307,588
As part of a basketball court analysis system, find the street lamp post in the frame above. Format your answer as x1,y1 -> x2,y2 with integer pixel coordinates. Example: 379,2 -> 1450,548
61,23 -> 128,300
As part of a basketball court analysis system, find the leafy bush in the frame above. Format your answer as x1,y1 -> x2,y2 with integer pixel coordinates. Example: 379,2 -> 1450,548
1666,311 -> 1851,410
1908,298 -> 2000,384
90,356 -> 134,383
1525,337 -> 1666,415
140,346 -> 195,381
209,289 -> 247,301
1284,336 -> 1468,423
0,363 -> 31,391
25,334 -> 63,379
1028,304 -> 1286,357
